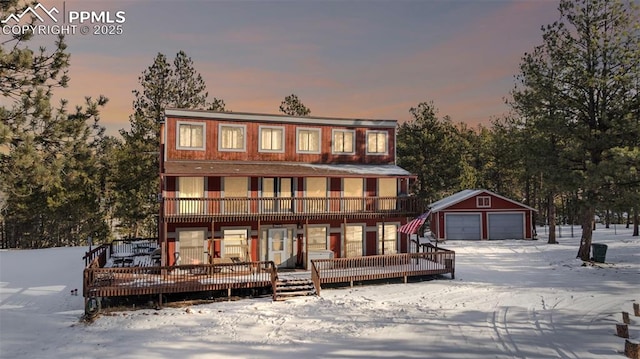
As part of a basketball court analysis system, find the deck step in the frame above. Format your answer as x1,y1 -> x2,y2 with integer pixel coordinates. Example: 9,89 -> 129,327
274,278 -> 316,301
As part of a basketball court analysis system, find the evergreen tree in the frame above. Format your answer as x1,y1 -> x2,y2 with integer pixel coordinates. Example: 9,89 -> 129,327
0,8 -> 110,247
279,94 -> 311,116
511,0 -> 640,259
396,102 -> 464,203
114,51 -> 221,237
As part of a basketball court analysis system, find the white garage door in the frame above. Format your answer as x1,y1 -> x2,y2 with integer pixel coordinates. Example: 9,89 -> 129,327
445,214 -> 481,240
488,213 -> 524,239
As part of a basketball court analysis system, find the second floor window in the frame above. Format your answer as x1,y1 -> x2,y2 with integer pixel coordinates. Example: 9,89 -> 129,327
259,126 -> 284,152
333,130 -> 355,154
178,123 -> 204,149
297,128 -> 321,153
219,125 -> 246,151
367,131 -> 388,154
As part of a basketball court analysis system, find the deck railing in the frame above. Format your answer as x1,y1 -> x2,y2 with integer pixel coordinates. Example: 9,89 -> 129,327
310,245 -> 455,295
164,196 -> 423,221
83,261 -> 277,299
82,244 -> 110,267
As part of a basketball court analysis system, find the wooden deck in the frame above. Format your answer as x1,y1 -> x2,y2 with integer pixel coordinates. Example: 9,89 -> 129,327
83,241 -> 455,307
310,244 -> 455,295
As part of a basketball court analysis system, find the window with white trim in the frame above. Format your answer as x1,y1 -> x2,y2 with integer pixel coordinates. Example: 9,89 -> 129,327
477,196 -> 491,208
332,129 -> 355,154
344,224 -> 364,257
307,226 -> 328,251
177,229 -> 207,265
297,128 -> 321,153
366,130 -> 388,154
177,122 -> 205,149
259,126 -> 284,152
222,228 -> 250,261
377,223 -> 398,254
219,124 -> 246,151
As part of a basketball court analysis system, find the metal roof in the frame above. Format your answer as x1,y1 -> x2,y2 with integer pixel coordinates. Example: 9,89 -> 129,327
163,161 -> 413,177
164,108 -> 398,128
428,189 -> 536,212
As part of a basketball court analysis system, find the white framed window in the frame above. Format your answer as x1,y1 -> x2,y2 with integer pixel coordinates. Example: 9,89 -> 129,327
176,228 -> 208,265
332,129 -> 355,154
377,223 -> 398,255
297,127 -> 321,153
366,130 -> 388,155
177,122 -> 205,150
219,124 -> 246,151
307,225 -> 328,251
344,224 -> 364,257
259,126 -> 284,153
221,228 -> 250,261
477,196 -> 491,208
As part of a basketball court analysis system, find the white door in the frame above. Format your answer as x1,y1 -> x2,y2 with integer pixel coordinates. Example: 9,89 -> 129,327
268,228 -> 288,268
488,213 -> 524,239
445,214 -> 481,240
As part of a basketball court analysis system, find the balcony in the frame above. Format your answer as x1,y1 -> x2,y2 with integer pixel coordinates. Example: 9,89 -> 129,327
162,196 -> 424,222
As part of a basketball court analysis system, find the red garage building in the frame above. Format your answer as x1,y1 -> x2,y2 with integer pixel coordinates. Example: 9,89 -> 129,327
428,189 -> 536,240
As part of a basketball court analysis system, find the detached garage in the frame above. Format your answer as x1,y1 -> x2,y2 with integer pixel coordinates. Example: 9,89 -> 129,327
428,189 -> 536,240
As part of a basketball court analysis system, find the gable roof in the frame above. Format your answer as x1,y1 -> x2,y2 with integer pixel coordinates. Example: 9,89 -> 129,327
428,189 -> 536,212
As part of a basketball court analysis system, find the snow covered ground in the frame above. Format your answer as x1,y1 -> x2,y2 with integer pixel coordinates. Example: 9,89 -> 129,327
1,224 -> 638,359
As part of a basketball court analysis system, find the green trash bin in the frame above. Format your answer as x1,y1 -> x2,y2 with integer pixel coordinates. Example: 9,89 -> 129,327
591,243 -> 607,263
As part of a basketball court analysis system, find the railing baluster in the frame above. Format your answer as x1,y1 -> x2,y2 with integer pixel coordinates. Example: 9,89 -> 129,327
164,196 -> 424,218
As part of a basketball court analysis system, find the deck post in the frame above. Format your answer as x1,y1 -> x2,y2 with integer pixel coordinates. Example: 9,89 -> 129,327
304,218 -> 309,269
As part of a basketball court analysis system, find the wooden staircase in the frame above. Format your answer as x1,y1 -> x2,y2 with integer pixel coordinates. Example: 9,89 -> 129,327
273,278 -> 316,301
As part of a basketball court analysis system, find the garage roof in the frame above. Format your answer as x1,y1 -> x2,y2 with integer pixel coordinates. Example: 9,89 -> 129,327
429,189 -> 536,212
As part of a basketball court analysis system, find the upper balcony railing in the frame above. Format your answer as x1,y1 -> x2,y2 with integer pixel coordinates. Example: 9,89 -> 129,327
163,196 -> 423,221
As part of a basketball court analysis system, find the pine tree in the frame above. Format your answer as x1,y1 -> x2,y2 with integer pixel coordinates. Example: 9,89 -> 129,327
113,51 -> 222,237
279,94 -> 311,116
396,102 -> 465,203
0,13 -> 110,247
511,0 -> 640,260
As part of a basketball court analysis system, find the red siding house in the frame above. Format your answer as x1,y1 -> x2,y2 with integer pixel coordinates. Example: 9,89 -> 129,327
158,109 -> 422,269
428,189 -> 536,240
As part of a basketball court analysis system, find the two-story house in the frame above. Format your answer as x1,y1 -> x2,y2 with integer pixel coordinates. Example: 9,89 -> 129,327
158,109 -> 422,269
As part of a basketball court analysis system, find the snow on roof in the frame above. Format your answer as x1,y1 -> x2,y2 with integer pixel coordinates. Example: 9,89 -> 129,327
164,161 -> 413,177
298,163 -> 412,176
428,189 -> 536,212
428,189 -> 481,212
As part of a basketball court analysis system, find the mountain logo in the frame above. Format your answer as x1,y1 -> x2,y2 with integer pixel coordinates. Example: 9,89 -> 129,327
1,3 -> 59,24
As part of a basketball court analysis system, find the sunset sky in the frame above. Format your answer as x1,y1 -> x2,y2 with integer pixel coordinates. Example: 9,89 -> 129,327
7,0 -> 562,136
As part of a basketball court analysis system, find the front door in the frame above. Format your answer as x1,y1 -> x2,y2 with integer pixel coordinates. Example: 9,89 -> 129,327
268,228 -> 288,268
